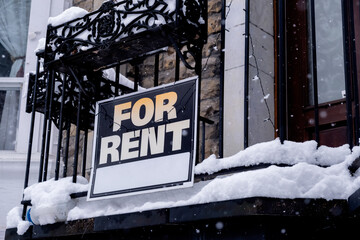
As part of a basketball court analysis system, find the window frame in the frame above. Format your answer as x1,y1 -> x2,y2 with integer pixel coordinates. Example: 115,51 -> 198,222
284,0 -> 359,147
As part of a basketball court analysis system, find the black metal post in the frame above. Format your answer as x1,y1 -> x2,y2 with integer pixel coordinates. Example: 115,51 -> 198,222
201,121 -> 206,160
82,128 -> 88,177
154,53 -> 159,86
73,90 -> 82,183
277,0 -> 286,144
349,0 -> 360,146
43,70 -> 55,181
195,48 -> 202,163
342,0 -> 354,149
82,106 -> 88,177
24,56 -> 40,189
22,55 -> 40,219
244,0 -> 250,148
38,73 -> 51,182
55,74 -> 67,180
310,0 -> 320,145
63,119 -> 71,177
115,64 -> 120,96
175,52 -> 180,82
134,64 -> 139,91
218,0 -> 225,157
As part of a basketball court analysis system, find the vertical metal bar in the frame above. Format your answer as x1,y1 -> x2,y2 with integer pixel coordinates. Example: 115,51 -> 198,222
278,0 -> 287,144
195,48 -> 203,163
134,64 -> 139,91
218,0 -> 225,157
38,73 -> 51,182
62,119 -> 70,178
73,90 -> 82,183
349,0 -> 360,146
175,0 -> 180,27
82,128 -> 88,177
342,0 -> 354,149
22,55 -> 40,219
43,70 -> 55,181
82,104 -> 88,177
154,53 -> 159,87
310,0 -> 320,145
55,74 -> 67,180
175,52 -> 180,82
201,121 -> 205,160
115,64 -> 120,96
244,0 -> 250,148
24,56 -> 40,189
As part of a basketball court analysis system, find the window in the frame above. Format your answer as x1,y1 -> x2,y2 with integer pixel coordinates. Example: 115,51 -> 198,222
0,0 -> 31,150
308,0 -> 346,105
0,88 -> 20,150
0,44 -> 12,77
286,0 -> 359,147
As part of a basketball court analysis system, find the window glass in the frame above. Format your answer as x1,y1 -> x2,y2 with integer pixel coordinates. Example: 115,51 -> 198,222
0,0 -> 31,77
0,44 -> 12,77
308,0 -> 346,105
0,88 -> 20,150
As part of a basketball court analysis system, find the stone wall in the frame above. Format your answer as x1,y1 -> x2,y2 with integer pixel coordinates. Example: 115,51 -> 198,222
67,0 -> 223,177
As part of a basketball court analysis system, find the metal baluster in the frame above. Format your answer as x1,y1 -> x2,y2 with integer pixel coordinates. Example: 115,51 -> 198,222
310,0 -> 320,145
277,0 -> 286,144
22,55 -> 40,219
73,90 -> 82,183
175,51 -> 180,82
38,72 -> 51,182
154,53 -> 159,87
55,74 -> 67,180
219,0 -> 226,157
82,105 -> 88,177
201,120 -> 206,161
134,64 -> 139,92
244,0 -> 250,148
115,65 -> 120,96
349,0 -> 360,146
43,70 -> 55,181
342,0 -> 354,149
62,119 -> 71,178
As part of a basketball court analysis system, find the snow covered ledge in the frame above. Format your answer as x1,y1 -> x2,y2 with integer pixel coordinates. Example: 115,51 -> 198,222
6,139 -> 360,236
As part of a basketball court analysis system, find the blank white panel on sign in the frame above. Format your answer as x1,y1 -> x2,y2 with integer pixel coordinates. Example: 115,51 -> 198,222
93,152 -> 191,194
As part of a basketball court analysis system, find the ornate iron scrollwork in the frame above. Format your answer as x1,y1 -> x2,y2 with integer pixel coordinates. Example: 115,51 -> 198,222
26,69 -> 133,130
35,0 -> 207,130
169,0 -> 207,75
46,0 -> 178,61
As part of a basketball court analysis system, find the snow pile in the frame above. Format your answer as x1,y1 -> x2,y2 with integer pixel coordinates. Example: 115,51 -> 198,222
7,139 -> 360,235
7,177 -> 88,232
34,38 -> 46,53
102,68 -> 146,91
48,7 -> 89,26
6,207 -> 31,235
195,139 -> 351,175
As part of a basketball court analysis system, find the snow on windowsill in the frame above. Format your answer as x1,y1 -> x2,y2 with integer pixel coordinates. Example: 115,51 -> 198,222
7,139 -> 360,235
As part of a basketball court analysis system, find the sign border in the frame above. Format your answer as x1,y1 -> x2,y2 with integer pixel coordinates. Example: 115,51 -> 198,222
87,76 -> 199,201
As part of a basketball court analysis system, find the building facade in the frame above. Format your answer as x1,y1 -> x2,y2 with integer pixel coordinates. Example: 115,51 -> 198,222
4,0 -> 360,239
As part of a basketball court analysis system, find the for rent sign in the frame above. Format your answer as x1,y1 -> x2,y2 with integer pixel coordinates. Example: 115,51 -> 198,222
88,77 -> 198,200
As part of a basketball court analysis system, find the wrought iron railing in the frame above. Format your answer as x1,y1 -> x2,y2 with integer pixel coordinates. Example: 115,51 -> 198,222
22,0 -> 210,219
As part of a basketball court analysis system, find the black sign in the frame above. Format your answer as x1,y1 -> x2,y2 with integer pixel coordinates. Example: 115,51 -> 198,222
88,77 -> 198,200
